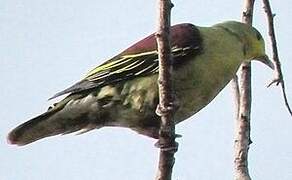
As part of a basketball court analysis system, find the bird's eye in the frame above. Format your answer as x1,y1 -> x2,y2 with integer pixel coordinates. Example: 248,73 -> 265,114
255,30 -> 262,41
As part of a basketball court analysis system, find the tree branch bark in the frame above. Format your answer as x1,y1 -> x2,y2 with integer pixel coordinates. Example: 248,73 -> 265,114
262,0 -> 292,117
155,0 -> 177,180
231,76 -> 240,120
233,1 -> 255,180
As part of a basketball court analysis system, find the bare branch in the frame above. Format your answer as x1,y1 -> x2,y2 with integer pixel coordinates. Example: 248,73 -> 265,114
231,76 -> 240,119
234,1 -> 254,180
262,0 -> 292,116
155,0 -> 177,180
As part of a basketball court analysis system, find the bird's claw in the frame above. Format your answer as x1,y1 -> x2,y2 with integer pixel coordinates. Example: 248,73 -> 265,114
155,97 -> 180,117
154,140 -> 179,152
154,133 -> 181,152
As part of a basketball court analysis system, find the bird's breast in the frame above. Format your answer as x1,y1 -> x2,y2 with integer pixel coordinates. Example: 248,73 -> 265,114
172,54 -> 240,123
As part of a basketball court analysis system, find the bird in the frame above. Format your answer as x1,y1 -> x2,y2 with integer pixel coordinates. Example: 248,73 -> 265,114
7,21 -> 274,146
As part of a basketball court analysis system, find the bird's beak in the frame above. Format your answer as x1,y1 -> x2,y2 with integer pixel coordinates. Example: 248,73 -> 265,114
254,55 -> 275,70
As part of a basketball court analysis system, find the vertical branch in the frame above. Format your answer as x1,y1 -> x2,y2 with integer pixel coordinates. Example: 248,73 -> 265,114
263,0 -> 292,116
231,76 -> 240,119
155,0 -> 177,180
234,0 -> 254,180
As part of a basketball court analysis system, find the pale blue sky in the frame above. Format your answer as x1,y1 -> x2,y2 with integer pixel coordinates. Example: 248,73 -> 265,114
1,1 -> 292,179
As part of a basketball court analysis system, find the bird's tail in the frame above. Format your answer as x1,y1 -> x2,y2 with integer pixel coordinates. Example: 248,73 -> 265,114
7,95 -> 98,146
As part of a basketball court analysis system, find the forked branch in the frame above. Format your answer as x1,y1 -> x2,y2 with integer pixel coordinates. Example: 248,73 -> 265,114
233,0 -> 255,180
262,0 -> 292,117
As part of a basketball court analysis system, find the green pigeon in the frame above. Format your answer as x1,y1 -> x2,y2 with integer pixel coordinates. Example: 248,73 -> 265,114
7,21 -> 273,146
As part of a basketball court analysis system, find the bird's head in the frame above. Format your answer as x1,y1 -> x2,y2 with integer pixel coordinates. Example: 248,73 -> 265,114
216,21 -> 274,69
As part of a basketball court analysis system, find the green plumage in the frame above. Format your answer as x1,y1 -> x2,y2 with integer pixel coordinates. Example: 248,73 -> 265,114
8,21 -> 272,146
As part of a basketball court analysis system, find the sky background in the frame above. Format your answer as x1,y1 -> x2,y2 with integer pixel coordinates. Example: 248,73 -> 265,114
1,0 -> 292,179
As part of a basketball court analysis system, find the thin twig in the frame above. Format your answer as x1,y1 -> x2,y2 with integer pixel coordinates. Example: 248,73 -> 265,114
233,0 -> 255,180
231,76 -> 240,119
262,0 -> 292,116
155,0 -> 177,180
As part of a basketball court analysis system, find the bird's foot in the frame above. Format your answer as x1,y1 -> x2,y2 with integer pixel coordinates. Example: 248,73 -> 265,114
154,133 -> 181,152
155,97 -> 180,117
155,140 -> 179,152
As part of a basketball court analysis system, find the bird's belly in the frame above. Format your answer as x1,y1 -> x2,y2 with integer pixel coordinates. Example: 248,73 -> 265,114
173,79 -> 228,123
172,60 -> 236,123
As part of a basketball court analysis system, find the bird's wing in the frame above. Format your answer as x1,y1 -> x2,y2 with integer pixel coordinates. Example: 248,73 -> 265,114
50,23 -> 202,99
